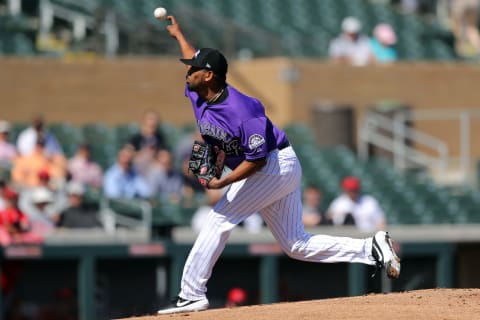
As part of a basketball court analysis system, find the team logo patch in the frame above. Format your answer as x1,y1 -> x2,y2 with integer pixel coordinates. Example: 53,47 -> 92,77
248,134 -> 265,150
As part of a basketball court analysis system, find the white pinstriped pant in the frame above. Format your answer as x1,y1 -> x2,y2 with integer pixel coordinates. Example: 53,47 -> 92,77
179,146 -> 376,300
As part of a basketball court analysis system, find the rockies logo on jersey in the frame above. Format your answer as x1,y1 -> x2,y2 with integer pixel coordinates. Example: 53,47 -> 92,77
248,134 -> 266,152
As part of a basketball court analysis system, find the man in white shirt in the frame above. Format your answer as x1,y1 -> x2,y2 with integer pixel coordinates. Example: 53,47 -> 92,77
328,16 -> 375,66
327,176 -> 386,232
16,114 -> 63,156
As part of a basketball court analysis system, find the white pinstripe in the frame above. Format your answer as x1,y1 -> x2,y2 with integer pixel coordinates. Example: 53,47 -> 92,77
179,146 -> 376,300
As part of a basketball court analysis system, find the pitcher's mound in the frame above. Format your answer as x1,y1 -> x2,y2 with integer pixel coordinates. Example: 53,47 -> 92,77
119,288 -> 480,320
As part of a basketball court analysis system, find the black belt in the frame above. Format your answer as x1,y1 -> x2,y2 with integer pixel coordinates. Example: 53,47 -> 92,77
278,140 -> 290,150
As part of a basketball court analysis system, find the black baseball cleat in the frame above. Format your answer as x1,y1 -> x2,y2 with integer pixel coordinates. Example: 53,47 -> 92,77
157,296 -> 209,315
372,231 -> 401,279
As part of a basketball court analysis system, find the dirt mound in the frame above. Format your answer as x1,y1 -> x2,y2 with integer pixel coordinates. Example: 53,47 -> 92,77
119,288 -> 480,320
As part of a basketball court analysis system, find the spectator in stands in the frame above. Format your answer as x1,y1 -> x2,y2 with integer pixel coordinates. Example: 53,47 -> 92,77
56,182 -> 102,229
130,110 -> 167,175
452,3 -> 480,60
67,143 -> 103,189
328,16 -> 375,66
396,0 -> 419,14
370,23 -> 398,64
145,149 -> 184,203
11,137 -> 67,189
35,169 -> 69,214
0,120 -> 17,168
0,187 -> 30,245
0,179 -> 6,211
16,114 -> 63,156
103,145 -> 152,199
130,110 -> 167,151
326,176 -> 386,232
18,186 -> 56,237
302,184 -> 331,227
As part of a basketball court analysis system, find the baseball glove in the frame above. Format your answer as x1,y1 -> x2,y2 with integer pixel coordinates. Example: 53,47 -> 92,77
188,141 -> 225,187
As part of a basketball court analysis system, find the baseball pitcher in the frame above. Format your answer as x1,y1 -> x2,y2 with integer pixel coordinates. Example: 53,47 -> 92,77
157,15 -> 401,315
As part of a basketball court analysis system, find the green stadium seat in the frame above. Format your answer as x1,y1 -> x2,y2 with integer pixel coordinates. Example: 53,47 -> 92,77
82,123 -> 117,170
114,123 -> 139,150
151,200 -> 182,226
48,122 -> 83,158
8,123 -> 28,144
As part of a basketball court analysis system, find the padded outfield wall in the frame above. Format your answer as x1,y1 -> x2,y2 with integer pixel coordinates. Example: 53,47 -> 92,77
1,225 -> 480,320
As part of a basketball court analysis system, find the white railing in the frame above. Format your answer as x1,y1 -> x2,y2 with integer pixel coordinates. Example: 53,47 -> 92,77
358,110 -> 449,171
359,108 -> 480,185
410,108 -> 480,181
100,198 -> 152,240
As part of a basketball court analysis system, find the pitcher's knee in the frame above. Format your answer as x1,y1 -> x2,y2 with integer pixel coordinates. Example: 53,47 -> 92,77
281,236 -> 311,259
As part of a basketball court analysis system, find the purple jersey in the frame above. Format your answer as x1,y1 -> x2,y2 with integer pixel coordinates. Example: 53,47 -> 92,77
185,84 -> 288,169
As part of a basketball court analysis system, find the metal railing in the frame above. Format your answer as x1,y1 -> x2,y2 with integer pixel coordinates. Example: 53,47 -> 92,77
410,108 -> 480,181
100,197 -> 152,240
358,109 -> 449,171
359,107 -> 480,185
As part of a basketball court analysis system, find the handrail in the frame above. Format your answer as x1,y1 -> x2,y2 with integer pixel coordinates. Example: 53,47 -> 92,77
359,110 -> 449,171
100,198 -> 152,240
407,109 -> 480,182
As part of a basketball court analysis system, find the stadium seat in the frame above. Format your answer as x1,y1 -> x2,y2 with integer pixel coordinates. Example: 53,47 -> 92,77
82,123 -> 117,170
114,123 -> 139,150
8,123 -> 28,144
48,122 -> 83,158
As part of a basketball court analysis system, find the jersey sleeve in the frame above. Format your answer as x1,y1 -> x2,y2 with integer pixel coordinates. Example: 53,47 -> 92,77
239,117 -> 269,160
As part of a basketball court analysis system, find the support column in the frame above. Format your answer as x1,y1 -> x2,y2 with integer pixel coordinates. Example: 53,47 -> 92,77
348,264 -> 368,296
78,255 -> 95,320
260,256 -> 278,303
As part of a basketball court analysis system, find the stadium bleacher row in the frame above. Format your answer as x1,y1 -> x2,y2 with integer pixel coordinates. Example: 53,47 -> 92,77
283,124 -> 480,225
4,121 -> 478,228
0,0 -> 458,60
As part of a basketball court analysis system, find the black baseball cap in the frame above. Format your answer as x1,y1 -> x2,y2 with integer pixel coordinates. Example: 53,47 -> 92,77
180,48 -> 228,79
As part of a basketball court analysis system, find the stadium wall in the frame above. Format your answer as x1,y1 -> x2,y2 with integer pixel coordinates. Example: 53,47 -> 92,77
2,58 -> 480,158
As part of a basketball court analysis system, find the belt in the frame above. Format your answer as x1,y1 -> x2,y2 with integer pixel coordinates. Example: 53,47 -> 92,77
278,140 -> 290,150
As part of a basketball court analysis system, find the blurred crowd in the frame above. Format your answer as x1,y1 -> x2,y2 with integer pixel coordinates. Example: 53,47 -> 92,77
329,0 -> 480,65
0,111 -> 210,244
329,17 -> 399,66
0,111 -> 388,245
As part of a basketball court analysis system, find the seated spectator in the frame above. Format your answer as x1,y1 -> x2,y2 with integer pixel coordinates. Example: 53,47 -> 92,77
68,143 -> 103,189
0,120 -> 17,168
302,184 -> 331,227
18,187 -> 56,238
0,187 -> 31,245
130,110 -> 168,175
0,179 -> 6,211
328,16 -> 375,66
370,23 -> 398,64
146,149 -> 184,203
130,110 -> 167,152
326,176 -> 386,232
11,137 -> 67,189
56,182 -> 102,229
103,145 -> 152,199
452,4 -> 480,60
16,114 -> 63,157
36,169 -> 69,214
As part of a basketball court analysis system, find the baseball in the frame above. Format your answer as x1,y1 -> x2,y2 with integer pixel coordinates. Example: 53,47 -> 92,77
154,7 -> 167,20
